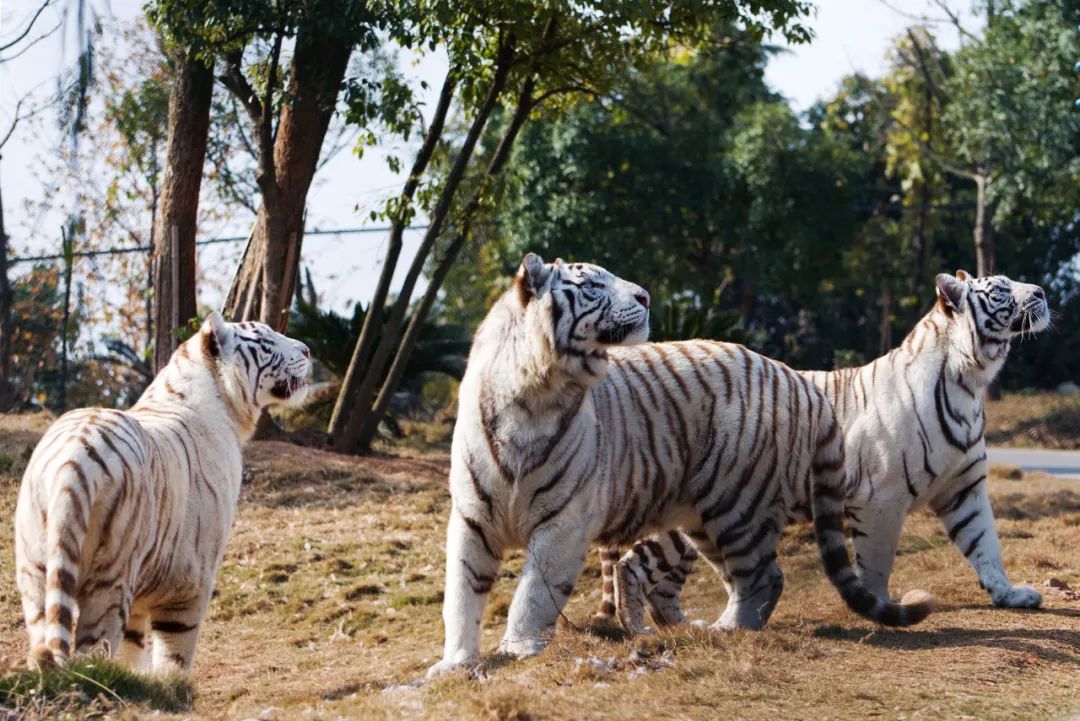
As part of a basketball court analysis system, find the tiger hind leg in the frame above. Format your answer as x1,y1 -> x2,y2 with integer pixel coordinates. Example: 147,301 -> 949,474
17,564 -> 48,669
591,546 -> 621,624
688,525 -> 784,631
714,559 -> 783,630
74,586 -> 130,660
150,595 -> 208,674
644,532 -> 698,627
116,612 -> 150,671
612,531 -> 691,634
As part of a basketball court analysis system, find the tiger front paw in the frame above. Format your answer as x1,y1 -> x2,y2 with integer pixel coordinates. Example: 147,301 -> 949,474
498,636 -> 548,659
426,655 -> 478,679
992,585 -> 1043,609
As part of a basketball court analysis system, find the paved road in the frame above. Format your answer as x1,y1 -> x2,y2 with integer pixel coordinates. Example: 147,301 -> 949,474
988,446 -> 1080,478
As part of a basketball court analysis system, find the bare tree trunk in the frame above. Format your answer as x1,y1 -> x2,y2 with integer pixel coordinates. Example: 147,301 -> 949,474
0,157 -> 14,410
973,173 -> 995,278
974,172 -> 1002,399
329,39 -> 516,452
153,52 -> 213,372
879,282 -> 892,357
327,71 -> 457,436
355,71 -> 539,451
223,225 -> 258,320
222,34 -> 351,333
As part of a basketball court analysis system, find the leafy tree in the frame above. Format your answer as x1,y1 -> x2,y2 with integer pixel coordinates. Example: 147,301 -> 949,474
289,300 -> 468,390
944,0 -> 1080,277
443,26 -> 845,366
146,0 -> 407,334
328,2 -> 815,452
439,2 -> 1080,390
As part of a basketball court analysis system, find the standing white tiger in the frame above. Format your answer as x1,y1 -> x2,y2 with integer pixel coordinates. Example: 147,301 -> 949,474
429,254 -> 931,677
14,313 -> 311,671
599,271 -> 1050,629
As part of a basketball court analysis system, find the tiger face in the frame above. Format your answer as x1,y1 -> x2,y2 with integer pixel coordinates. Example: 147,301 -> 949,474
517,253 -> 651,353
936,270 -> 1050,341
203,312 -> 312,408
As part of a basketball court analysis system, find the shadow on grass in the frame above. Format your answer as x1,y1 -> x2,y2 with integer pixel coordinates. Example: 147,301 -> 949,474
814,624 -> 1080,665
993,490 -> 1080,521
986,405 -> 1080,449
0,658 -> 193,716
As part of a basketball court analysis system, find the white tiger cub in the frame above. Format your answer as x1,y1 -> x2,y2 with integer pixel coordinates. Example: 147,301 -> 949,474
602,271 -> 1050,630
428,254 -> 931,677
14,313 -> 311,671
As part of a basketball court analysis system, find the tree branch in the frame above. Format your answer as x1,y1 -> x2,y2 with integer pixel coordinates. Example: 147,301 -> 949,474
0,90 -> 56,150
890,113 -> 979,180
262,27 -> 284,154
931,0 -> 980,43
530,83 -> 600,107
0,0 -> 54,53
327,66 -> 459,437
904,28 -> 946,111
218,51 -> 264,128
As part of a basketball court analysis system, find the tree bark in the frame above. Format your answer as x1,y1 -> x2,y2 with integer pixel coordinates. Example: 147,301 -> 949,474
878,282 -> 892,357
329,38 -> 516,452
222,32 -> 351,333
0,157 -> 14,410
355,71 -> 539,451
973,173 -> 995,278
974,172 -> 1001,400
327,71 -> 457,437
152,51 -> 213,373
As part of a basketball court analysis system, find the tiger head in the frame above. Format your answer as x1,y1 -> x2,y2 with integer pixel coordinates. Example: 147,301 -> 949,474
936,270 -> 1049,357
200,312 -> 312,409
515,253 -> 651,359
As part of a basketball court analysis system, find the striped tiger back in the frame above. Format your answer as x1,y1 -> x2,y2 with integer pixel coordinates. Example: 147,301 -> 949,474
13,312 -> 311,672
599,271 -> 1050,629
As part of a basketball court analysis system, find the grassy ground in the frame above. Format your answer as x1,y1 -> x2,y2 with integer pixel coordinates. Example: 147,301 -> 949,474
0,410 -> 1079,720
986,392 -> 1080,449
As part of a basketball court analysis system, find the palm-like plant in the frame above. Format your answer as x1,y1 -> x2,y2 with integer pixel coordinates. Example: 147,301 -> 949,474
649,293 -> 745,344
289,299 -> 469,394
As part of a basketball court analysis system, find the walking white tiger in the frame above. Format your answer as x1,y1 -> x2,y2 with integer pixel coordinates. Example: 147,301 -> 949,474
428,254 -> 931,677
598,271 -> 1050,631
14,312 -> 311,671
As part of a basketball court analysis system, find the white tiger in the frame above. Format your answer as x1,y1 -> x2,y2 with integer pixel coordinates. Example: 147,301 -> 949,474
14,312 -> 311,671
600,271 -> 1050,629
428,254 -> 931,677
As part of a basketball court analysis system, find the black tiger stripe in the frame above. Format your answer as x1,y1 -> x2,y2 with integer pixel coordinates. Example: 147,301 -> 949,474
962,530 -> 986,558
936,475 -> 987,516
946,509 -> 980,541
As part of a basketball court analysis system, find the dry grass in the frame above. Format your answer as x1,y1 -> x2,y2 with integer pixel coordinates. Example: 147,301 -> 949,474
986,392 -> 1080,449
0,421 -> 1079,720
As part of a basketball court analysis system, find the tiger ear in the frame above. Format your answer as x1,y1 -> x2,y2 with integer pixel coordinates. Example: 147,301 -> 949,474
955,269 -> 971,281
936,273 -> 968,314
516,253 -> 550,306
201,311 -> 232,358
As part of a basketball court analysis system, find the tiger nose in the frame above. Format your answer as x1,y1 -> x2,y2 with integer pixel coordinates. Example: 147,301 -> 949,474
634,290 -> 650,309
1033,286 -> 1046,301
300,344 -> 310,358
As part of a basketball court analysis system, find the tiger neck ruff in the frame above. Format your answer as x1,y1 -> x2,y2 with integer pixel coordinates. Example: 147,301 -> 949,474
14,313 -> 311,672
597,270 -> 1050,630
429,254 -> 931,678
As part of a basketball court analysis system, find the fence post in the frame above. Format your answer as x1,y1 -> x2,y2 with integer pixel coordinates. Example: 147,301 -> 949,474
171,223 -> 180,349
59,225 -> 74,411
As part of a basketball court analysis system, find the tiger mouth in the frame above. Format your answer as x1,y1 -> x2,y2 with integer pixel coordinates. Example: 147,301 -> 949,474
1010,305 -> 1049,334
597,317 -> 648,345
271,375 -> 308,400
